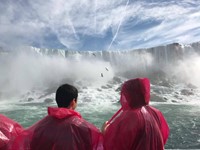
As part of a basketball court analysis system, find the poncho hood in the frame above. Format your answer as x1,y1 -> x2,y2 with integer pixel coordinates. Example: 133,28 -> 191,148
48,107 -> 82,119
120,78 -> 150,109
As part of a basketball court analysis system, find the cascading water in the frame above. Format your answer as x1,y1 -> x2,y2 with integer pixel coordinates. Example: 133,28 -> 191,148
0,42 -> 200,149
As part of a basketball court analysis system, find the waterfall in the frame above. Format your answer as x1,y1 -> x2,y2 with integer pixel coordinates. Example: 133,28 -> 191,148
0,41 -> 200,99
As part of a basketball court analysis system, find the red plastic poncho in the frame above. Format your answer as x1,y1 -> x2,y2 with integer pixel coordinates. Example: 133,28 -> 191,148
104,78 -> 169,150
0,114 -> 24,150
12,107 -> 103,150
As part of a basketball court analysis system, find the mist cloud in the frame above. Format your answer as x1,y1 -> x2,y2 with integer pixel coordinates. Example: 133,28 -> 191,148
0,50 -> 114,97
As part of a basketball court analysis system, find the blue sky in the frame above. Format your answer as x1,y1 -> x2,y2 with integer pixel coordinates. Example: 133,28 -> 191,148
0,0 -> 200,51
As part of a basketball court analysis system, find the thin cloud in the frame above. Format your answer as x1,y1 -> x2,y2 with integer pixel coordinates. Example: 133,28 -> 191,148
107,0 -> 130,50
0,0 -> 200,50
112,1 -> 200,49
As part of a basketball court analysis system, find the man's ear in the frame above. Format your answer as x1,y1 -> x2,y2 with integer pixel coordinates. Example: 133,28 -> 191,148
69,98 -> 77,109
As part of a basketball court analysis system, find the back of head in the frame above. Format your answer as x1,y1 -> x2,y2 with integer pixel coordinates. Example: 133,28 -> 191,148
56,84 -> 78,108
120,78 -> 150,109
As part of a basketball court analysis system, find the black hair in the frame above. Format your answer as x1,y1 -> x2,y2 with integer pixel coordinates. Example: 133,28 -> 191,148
55,84 -> 78,108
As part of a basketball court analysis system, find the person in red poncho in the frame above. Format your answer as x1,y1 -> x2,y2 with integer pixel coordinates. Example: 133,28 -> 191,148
102,78 -> 169,150
12,84 -> 103,150
0,114 -> 24,150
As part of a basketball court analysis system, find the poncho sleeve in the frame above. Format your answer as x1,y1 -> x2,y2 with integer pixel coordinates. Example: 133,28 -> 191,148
103,110 -> 144,150
148,106 -> 169,144
0,114 -> 24,150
